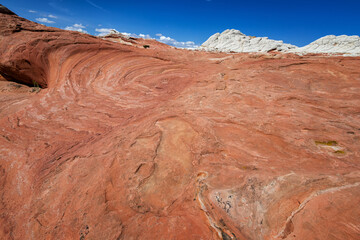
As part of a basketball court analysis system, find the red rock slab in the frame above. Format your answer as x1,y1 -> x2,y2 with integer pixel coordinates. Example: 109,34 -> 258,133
0,5 -> 360,240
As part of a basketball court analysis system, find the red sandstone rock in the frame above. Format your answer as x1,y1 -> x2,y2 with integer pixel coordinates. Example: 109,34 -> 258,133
0,5 -> 360,240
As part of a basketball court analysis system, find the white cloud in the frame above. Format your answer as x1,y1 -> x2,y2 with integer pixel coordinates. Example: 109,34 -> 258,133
29,10 -> 37,13
160,36 -> 171,41
36,18 -> 55,24
65,24 -> 88,33
48,14 -> 57,19
155,33 -> 199,49
73,23 -> 86,28
121,32 -> 141,38
138,33 -> 152,39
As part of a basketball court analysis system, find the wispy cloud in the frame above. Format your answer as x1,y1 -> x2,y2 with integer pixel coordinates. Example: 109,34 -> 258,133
65,23 -> 88,33
36,18 -> 55,24
139,34 -> 152,39
28,10 -> 37,13
73,23 -> 86,28
48,14 -> 57,19
49,0 -> 71,14
86,0 -> 106,12
155,33 -> 199,49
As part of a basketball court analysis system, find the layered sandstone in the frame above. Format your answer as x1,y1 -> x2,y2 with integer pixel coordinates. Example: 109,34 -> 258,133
1,5 -> 360,240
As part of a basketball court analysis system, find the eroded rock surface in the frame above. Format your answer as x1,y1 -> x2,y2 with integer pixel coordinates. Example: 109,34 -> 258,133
199,29 -> 297,53
292,35 -> 360,56
1,6 -> 360,240
200,29 -> 360,56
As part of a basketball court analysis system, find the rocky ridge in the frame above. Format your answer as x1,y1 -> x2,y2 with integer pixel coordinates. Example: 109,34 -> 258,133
291,35 -> 360,56
200,29 -> 297,53
1,5 -> 360,240
200,29 -> 360,56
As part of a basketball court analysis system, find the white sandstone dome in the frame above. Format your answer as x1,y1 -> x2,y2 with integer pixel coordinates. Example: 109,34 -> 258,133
292,35 -> 360,56
199,29 -> 297,53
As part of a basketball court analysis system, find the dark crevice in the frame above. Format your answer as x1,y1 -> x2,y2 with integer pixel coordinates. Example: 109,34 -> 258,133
0,71 -> 45,89
221,230 -> 238,240
278,62 -> 308,68
14,27 -> 63,33
281,220 -> 294,239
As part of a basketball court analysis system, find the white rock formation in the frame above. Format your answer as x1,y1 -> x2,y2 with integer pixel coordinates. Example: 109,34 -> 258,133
291,35 -> 360,56
199,29 -> 297,53
102,29 -> 131,39
200,29 -> 360,56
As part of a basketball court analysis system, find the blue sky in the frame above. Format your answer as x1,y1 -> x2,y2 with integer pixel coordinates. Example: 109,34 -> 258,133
2,0 -> 360,47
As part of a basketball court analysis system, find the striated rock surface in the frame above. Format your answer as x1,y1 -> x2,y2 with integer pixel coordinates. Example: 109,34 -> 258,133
199,29 -> 297,53
1,6 -> 360,240
292,35 -> 360,56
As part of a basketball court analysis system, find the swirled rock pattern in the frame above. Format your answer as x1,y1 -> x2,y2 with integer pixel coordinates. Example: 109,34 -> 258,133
1,6 -> 360,240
